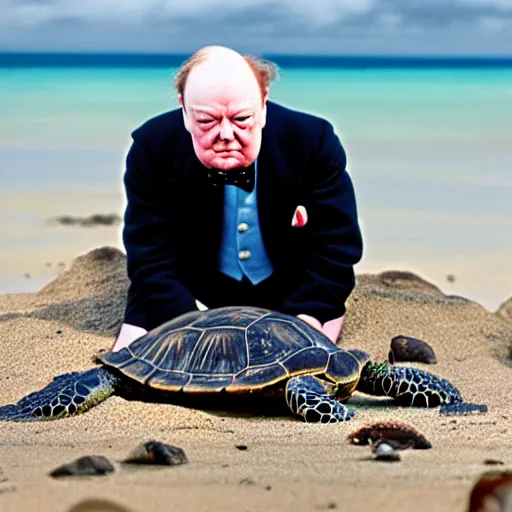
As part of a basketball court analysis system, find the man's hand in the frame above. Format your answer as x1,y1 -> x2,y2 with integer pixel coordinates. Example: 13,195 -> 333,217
322,315 -> 344,343
296,314 -> 323,331
296,314 -> 344,344
112,324 -> 148,352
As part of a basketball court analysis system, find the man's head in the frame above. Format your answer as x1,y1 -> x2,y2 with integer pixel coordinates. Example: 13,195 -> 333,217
174,46 -> 277,171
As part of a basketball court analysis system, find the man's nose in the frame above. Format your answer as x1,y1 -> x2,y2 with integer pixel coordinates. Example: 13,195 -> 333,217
219,118 -> 235,141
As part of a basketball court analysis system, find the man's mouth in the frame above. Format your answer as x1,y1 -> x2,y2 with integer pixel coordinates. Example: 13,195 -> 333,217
215,150 -> 239,156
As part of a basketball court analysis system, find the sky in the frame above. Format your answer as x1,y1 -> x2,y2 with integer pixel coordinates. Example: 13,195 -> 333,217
0,0 -> 511,55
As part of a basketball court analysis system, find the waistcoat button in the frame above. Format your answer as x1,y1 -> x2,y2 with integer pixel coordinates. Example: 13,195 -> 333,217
238,250 -> 252,260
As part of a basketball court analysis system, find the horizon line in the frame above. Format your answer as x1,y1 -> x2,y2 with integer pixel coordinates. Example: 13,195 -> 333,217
1,51 -> 512,58
1,52 -> 512,69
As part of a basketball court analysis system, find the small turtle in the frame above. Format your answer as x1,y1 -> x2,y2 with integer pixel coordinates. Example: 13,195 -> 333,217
0,307 -> 486,423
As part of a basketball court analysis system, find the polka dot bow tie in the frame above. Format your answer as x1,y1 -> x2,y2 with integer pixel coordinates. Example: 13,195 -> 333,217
206,164 -> 255,193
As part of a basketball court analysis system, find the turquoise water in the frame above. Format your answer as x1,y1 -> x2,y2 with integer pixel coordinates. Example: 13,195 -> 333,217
0,65 -> 510,308
1,67 -> 510,179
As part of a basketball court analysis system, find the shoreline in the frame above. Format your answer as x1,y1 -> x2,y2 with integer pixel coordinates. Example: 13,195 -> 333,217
0,184 -> 510,313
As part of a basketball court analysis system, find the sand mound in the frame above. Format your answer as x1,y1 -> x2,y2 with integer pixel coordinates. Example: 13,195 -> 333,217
354,270 -> 477,308
343,271 -> 511,366
12,247 -> 129,336
1,246 -> 510,363
38,246 -> 127,299
357,270 -> 443,294
496,296 -> 512,322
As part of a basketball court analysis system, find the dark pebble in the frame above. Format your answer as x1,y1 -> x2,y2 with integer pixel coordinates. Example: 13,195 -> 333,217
49,456 -> 115,477
123,440 -> 188,466
390,335 -> 437,364
68,498 -> 133,512
236,445 -> 248,451
484,459 -> 505,466
0,467 -> 16,494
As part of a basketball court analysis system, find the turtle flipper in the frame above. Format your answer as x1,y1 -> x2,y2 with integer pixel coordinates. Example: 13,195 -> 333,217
439,402 -> 488,416
0,367 -> 119,422
357,361 -> 487,414
356,361 -> 464,407
285,375 -> 355,423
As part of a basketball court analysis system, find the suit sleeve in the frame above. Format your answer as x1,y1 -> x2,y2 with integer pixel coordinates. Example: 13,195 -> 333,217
278,120 -> 363,323
122,132 -> 198,331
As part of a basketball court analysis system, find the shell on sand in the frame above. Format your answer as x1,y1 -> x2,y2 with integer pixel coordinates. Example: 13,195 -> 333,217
347,420 -> 432,449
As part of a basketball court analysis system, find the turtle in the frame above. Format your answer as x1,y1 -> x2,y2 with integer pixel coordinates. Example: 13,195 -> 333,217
0,306 -> 486,423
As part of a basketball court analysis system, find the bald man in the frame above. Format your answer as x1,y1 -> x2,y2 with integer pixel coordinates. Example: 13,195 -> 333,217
113,46 -> 363,351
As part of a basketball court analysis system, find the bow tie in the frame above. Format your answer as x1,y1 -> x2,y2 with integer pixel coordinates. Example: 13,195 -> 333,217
206,164 -> 255,193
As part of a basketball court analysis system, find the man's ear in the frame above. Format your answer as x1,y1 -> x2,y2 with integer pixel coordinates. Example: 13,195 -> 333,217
262,87 -> 269,105
179,94 -> 191,132
261,87 -> 269,128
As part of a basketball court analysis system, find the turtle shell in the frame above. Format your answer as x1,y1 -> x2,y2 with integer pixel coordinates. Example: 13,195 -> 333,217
99,306 -> 364,395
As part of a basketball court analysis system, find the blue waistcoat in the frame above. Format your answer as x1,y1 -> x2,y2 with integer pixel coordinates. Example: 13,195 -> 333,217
218,160 -> 274,284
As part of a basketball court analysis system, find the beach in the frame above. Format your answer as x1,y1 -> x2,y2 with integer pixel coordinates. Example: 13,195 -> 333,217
0,58 -> 511,511
0,247 -> 511,511
1,64 -> 511,309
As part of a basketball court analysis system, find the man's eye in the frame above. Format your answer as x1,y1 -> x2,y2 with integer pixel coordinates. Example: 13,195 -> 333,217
234,116 -> 250,123
197,119 -> 214,125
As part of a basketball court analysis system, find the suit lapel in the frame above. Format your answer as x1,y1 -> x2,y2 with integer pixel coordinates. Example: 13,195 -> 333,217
189,155 -> 225,254
257,127 -> 298,266
167,153 -> 225,269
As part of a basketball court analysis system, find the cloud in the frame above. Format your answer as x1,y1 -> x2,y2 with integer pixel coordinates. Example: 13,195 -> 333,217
3,0 -> 377,27
457,0 -> 512,10
0,0 -> 511,53
479,15 -> 511,29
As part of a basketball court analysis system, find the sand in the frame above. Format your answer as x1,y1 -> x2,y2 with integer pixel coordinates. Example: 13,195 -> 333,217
0,247 -> 511,512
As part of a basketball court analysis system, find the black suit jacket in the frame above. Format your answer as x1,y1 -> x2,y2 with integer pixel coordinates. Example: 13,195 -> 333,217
122,101 -> 363,331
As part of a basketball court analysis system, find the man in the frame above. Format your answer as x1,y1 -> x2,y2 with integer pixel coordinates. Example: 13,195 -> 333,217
113,46 -> 363,352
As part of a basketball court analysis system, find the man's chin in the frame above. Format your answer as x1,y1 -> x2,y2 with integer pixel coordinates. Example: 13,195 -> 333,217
211,157 -> 245,171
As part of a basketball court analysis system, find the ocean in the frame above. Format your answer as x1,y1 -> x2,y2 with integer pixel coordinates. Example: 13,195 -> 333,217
0,54 -> 510,310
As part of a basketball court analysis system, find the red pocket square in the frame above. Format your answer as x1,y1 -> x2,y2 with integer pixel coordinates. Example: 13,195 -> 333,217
291,205 -> 308,227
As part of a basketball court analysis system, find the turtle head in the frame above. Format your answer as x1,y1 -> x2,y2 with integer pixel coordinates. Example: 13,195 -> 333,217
328,349 -> 371,403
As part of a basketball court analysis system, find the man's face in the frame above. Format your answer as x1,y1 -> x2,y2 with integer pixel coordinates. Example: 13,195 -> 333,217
180,59 -> 268,171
